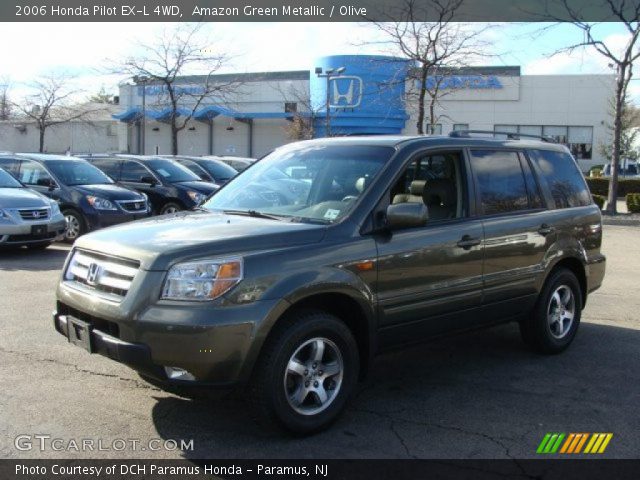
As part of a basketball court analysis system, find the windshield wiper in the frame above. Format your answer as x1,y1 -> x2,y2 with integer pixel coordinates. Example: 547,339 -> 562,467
222,209 -> 286,221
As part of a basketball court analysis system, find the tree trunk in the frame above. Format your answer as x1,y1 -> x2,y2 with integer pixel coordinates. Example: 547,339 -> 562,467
39,126 -> 45,153
416,67 -> 428,135
605,68 -> 626,215
171,122 -> 179,155
429,97 -> 436,134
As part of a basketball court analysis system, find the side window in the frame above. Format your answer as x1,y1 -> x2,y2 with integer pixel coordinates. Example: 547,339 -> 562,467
121,161 -> 151,182
390,151 -> 465,221
92,159 -> 120,180
529,149 -> 591,208
520,154 -> 544,209
18,161 -> 54,187
470,150 -> 529,215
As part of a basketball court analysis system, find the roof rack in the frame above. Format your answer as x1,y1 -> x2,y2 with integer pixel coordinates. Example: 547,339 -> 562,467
449,129 -> 556,143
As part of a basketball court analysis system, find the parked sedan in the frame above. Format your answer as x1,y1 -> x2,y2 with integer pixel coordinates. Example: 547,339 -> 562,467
164,156 -> 238,186
0,154 -> 150,242
0,167 -> 66,249
87,155 -> 218,214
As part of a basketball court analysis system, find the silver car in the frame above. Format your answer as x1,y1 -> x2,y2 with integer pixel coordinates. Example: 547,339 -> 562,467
0,167 -> 66,249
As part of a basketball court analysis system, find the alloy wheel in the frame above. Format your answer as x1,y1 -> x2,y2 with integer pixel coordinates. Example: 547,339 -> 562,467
547,285 -> 575,339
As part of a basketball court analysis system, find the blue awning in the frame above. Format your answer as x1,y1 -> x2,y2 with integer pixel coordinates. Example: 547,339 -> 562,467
114,105 -> 300,123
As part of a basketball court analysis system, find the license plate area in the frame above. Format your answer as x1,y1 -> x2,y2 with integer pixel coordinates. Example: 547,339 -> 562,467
67,316 -> 93,353
30,224 -> 47,236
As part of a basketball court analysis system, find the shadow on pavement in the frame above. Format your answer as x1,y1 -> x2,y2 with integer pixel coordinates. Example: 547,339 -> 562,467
150,321 -> 640,459
0,244 -> 70,271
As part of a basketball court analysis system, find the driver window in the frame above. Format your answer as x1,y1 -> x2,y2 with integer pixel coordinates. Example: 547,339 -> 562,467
390,151 -> 466,221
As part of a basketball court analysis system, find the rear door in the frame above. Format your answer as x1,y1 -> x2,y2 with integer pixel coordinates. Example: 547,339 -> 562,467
468,148 -> 551,320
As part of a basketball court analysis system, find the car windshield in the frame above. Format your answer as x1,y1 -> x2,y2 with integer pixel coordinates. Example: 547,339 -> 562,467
146,158 -> 201,183
46,160 -> 114,186
0,168 -> 22,188
202,144 -> 393,223
200,160 -> 237,179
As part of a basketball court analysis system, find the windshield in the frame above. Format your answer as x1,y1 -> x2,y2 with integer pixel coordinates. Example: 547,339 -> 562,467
0,168 -> 22,188
200,160 -> 237,179
202,144 -> 393,223
146,158 -> 201,183
46,160 -> 114,186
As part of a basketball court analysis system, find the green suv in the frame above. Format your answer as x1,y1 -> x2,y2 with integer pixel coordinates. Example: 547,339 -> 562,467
54,134 -> 606,433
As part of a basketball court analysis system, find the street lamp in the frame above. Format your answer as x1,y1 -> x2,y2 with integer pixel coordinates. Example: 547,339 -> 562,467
133,75 -> 149,154
315,66 -> 346,137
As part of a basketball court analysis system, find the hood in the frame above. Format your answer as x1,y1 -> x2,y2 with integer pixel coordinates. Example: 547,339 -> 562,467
72,184 -> 144,201
173,181 -> 219,195
0,187 -> 51,208
74,210 -> 327,271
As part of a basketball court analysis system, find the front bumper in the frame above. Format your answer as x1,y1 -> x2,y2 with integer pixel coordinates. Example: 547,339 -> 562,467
0,217 -> 66,244
84,209 -> 151,232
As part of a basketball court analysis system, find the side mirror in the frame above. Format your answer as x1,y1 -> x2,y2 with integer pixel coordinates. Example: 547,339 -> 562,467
386,202 -> 428,230
140,175 -> 157,186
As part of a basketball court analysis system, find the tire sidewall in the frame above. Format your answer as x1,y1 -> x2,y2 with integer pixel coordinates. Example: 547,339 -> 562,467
62,209 -> 85,243
160,202 -> 182,215
264,315 -> 359,434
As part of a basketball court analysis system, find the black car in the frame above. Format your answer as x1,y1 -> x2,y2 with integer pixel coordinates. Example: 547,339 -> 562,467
0,154 -> 149,242
165,155 -> 238,186
55,133 -> 605,434
206,156 -> 255,172
86,155 -> 218,214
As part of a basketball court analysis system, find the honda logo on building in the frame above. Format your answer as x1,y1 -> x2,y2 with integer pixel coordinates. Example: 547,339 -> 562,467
329,76 -> 363,109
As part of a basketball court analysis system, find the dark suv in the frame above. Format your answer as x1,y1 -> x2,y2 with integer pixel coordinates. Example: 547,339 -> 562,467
86,155 -> 218,215
164,156 -> 238,186
54,134 -> 605,433
0,154 -> 150,242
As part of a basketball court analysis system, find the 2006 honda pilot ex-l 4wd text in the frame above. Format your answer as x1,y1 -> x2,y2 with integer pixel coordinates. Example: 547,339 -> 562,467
54,134 -> 605,434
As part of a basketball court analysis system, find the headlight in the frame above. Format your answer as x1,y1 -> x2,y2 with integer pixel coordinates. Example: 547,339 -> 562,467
187,191 -> 206,205
86,196 -> 117,211
161,258 -> 243,301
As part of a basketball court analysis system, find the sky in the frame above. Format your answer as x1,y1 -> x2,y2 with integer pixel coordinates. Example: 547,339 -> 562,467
0,22 -> 637,103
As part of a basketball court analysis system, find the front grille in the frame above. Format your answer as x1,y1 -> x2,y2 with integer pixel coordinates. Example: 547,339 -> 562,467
58,302 -> 120,338
64,249 -> 140,301
116,200 -> 147,213
18,207 -> 50,220
7,232 -> 57,242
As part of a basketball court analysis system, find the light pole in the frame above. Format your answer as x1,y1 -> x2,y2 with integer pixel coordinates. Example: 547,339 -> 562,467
315,66 -> 345,137
133,75 -> 149,154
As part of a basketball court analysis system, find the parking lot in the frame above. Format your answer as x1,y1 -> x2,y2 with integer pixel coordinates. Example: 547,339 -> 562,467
0,225 -> 638,460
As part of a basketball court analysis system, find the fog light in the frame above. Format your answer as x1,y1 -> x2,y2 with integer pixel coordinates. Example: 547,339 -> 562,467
164,366 -> 196,381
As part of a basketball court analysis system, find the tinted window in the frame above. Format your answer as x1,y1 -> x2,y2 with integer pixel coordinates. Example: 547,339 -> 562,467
45,160 -> 113,186
0,158 -> 20,176
471,150 -> 529,215
200,160 -> 237,180
18,161 -> 55,187
529,149 -> 591,208
179,160 -> 211,179
121,161 -> 151,182
91,159 -> 121,180
521,156 -> 544,209
0,167 -> 22,188
145,158 -> 200,183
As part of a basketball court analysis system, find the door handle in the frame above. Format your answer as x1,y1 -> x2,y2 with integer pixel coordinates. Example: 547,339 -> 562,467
457,235 -> 481,250
538,224 -> 555,236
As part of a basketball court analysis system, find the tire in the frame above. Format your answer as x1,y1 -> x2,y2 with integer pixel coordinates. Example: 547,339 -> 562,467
520,268 -> 583,354
160,202 -> 182,215
248,310 -> 360,434
62,209 -> 86,243
27,242 -> 52,250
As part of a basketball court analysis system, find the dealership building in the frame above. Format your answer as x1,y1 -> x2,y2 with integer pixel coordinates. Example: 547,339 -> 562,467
112,54 -> 614,171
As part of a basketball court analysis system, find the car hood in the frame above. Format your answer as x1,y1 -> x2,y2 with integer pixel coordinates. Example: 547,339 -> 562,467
73,209 -> 327,271
73,184 -> 144,200
0,188 -> 50,208
173,181 -> 219,194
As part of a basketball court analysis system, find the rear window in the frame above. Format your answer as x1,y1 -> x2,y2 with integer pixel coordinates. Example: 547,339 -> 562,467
529,149 -> 591,208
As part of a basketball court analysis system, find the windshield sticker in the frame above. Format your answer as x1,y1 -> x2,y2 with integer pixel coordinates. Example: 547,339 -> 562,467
157,168 -> 170,177
324,209 -> 340,220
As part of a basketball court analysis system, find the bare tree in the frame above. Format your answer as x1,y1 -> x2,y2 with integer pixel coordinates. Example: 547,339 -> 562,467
367,0 -> 495,134
11,74 -> 103,153
599,96 -> 640,163
538,2 -> 639,214
115,23 -> 239,155
0,77 -> 11,120
272,81 -> 318,140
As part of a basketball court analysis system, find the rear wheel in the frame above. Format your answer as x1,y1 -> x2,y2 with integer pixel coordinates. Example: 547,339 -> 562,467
249,310 -> 359,434
520,268 -> 582,354
62,210 -> 86,243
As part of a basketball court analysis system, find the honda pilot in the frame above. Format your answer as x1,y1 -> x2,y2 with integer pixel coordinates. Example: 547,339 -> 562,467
54,134 -> 605,434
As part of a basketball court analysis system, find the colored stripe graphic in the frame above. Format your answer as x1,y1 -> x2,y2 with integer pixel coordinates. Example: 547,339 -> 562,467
540,433 -> 613,454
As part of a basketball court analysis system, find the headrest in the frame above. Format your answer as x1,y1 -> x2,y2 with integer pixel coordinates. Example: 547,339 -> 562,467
409,180 -> 426,196
424,179 -> 455,206
355,176 -> 368,193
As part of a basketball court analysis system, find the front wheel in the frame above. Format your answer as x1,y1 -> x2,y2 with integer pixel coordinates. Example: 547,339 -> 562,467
62,210 -> 86,243
160,202 -> 182,215
249,311 -> 359,434
520,268 -> 583,354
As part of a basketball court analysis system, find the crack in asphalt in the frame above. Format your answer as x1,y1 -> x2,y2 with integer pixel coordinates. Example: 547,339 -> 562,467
0,346 -> 161,392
